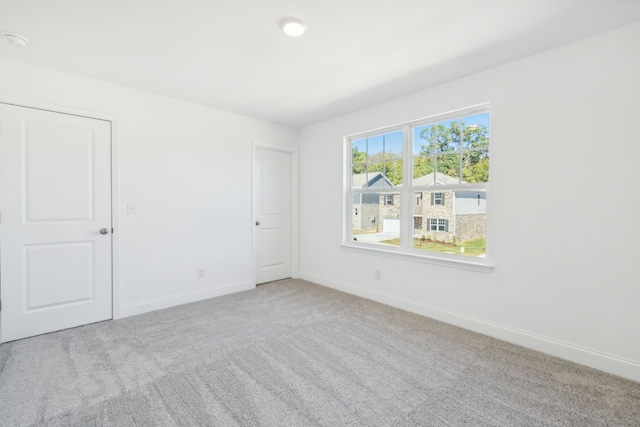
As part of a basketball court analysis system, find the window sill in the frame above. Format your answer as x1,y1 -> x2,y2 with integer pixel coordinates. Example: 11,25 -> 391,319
340,243 -> 494,273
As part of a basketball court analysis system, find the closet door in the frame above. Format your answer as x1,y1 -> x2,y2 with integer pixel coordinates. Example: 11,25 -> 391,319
0,103 -> 112,342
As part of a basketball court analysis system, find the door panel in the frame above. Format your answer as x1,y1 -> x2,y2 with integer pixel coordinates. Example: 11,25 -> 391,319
25,242 -> 94,310
255,148 -> 291,284
0,103 -> 112,342
25,121 -> 95,221
260,228 -> 284,267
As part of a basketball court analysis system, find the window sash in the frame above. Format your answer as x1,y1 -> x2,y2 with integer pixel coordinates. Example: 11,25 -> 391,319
345,103 -> 489,263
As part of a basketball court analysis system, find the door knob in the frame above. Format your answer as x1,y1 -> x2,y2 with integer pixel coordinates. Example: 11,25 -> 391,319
255,221 -> 261,226
100,228 -> 110,235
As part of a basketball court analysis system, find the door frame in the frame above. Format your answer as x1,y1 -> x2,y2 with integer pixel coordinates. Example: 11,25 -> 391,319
0,95 -> 121,331
251,141 -> 299,285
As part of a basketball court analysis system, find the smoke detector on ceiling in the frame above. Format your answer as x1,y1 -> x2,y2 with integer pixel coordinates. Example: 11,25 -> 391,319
1,32 -> 29,47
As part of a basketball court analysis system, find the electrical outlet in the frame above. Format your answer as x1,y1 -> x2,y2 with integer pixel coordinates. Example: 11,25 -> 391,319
375,269 -> 382,280
197,268 -> 205,278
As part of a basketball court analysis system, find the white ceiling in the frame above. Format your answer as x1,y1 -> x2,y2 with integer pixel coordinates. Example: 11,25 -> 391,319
1,0 -> 639,128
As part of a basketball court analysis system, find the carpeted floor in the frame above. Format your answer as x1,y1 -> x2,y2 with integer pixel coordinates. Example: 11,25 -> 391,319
0,279 -> 638,426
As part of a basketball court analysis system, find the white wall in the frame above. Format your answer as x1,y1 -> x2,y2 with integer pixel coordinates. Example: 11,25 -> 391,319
299,22 -> 640,381
0,57 -> 298,317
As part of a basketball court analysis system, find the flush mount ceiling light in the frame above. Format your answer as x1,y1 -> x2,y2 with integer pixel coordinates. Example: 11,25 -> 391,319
280,18 -> 306,37
1,32 -> 29,47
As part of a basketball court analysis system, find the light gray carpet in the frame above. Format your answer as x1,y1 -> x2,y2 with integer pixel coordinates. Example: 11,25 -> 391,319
0,279 -> 638,426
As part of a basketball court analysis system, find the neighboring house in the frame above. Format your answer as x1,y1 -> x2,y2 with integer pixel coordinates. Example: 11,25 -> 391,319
378,172 -> 486,243
351,172 -> 393,231
377,189 -> 401,234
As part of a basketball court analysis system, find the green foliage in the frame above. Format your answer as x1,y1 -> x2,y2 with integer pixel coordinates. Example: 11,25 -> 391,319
367,157 -> 402,185
413,156 -> 434,178
352,118 -> 488,185
352,147 -> 366,174
462,158 -> 489,183
418,121 -> 488,155
414,120 -> 489,182
352,146 -> 403,185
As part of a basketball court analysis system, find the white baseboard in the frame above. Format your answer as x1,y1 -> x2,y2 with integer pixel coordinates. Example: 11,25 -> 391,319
118,281 -> 255,318
299,271 -> 640,383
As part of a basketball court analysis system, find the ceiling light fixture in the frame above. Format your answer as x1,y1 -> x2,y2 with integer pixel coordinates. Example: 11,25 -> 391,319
280,18 -> 306,37
1,32 -> 29,47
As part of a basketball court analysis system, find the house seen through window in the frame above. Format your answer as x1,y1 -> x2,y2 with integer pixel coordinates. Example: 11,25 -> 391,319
346,105 -> 489,260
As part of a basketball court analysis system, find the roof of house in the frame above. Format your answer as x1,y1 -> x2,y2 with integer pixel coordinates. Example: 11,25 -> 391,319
353,171 -> 466,188
352,172 -> 394,188
416,172 -> 462,186
396,172 -> 463,187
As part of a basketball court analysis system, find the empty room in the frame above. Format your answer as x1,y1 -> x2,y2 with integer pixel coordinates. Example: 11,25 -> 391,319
0,1 -> 639,425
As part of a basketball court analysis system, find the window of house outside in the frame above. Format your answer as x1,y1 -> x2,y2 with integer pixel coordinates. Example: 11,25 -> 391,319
345,104 -> 490,267
429,218 -> 448,232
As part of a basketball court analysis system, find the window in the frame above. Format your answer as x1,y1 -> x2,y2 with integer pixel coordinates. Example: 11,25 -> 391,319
428,218 -> 448,232
413,216 -> 422,230
345,104 -> 490,266
349,130 -> 403,246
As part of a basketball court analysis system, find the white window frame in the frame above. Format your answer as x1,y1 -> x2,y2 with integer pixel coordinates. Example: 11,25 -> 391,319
342,103 -> 492,273
433,192 -> 443,205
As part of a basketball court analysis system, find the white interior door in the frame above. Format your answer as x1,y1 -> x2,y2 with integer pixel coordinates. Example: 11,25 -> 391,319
254,147 -> 291,284
0,103 -> 112,342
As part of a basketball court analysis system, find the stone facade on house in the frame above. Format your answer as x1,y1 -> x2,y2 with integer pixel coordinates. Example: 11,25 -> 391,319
411,188 -> 487,244
414,190 -> 456,243
455,213 -> 486,243
379,193 -> 400,232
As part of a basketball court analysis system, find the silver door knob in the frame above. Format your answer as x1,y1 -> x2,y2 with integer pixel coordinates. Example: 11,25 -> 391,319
100,228 -> 109,235
255,221 -> 261,226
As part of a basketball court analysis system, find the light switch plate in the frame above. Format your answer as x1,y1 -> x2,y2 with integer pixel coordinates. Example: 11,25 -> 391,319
127,203 -> 137,215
